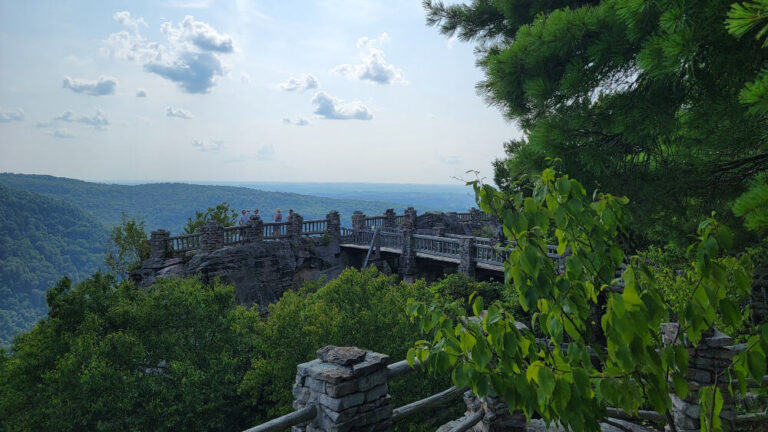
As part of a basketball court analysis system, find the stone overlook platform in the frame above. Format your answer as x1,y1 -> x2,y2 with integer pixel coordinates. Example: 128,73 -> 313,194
143,207 -> 562,280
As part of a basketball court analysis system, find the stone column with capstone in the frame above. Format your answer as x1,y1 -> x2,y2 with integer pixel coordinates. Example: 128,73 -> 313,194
404,207 -> 417,229
661,323 -> 738,432
292,346 -> 392,432
399,228 -> 417,282
383,209 -> 396,230
149,229 -> 170,259
351,211 -> 367,231
458,237 -> 476,277
325,211 -> 341,243
201,221 -> 224,252
245,216 -> 263,243
289,212 -> 304,242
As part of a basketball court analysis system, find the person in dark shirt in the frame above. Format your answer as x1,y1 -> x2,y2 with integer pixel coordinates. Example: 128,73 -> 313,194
273,208 -> 282,222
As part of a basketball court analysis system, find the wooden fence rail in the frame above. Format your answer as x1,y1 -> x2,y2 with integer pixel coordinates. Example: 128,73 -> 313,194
241,405 -> 317,432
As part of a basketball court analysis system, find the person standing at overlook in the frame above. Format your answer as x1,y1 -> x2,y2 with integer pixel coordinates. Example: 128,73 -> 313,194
238,209 -> 249,226
273,208 -> 282,222
253,208 -> 259,218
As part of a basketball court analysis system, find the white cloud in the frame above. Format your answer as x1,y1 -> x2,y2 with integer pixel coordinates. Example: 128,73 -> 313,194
0,107 -> 26,122
102,14 -> 233,94
240,72 -> 250,84
311,91 -> 372,120
50,128 -> 75,139
192,139 -> 222,152
162,15 -> 234,53
113,11 -> 147,33
54,110 -> 110,130
62,75 -> 118,96
332,33 -> 406,85
282,116 -> 310,126
279,74 -> 318,92
145,51 -> 224,94
136,88 -> 147,97
166,106 -> 193,119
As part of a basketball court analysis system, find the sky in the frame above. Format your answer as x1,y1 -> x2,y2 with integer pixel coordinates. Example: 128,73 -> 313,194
0,0 -> 521,184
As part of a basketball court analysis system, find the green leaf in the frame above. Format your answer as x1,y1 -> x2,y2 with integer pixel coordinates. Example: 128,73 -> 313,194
452,362 -> 472,387
672,373 -> 689,399
472,340 -> 491,369
472,296 -> 484,317
719,299 -> 740,328
747,346 -> 766,379
536,366 -> 555,399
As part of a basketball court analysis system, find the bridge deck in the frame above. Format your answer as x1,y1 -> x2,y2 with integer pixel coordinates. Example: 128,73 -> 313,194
340,243 -> 503,272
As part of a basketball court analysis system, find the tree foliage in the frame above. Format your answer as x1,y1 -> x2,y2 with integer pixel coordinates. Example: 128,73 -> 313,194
0,274 -> 261,432
184,201 -> 237,234
407,170 -> 768,431
0,184 -> 106,346
104,213 -> 150,277
425,0 -> 768,247
240,268 -> 468,428
0,268 -> 495,432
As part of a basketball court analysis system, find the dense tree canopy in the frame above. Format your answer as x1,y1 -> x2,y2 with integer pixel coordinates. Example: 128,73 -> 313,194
0,274 -> 260,432
0,185 -> 107,346
425,0 -> 768,246
0,268 -> 506,431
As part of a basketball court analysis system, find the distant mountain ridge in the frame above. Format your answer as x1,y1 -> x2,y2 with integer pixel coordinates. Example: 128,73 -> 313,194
0,173 -> 407,234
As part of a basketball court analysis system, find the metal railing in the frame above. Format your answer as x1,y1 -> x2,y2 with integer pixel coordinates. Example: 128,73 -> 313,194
394,215 -> 405,225
167,233 -> 201,254
364,216 -> 385,229
301,219 -> 327,235
413,235 -> 460,258
264,222 -> 290,239
340,227 -> 355,243
474,243 -> 510,265
223,226 -> 246,245
380,230 -> 402,249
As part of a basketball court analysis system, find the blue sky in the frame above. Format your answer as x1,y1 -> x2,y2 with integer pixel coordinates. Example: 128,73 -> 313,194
0,0 -> 520,184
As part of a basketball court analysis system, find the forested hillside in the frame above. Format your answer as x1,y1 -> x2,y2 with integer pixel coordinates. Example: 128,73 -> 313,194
0,184 -> 107,346
0,174 -> 404,234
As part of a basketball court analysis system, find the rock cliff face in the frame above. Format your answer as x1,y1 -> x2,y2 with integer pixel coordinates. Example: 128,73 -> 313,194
132,239 -> 343,309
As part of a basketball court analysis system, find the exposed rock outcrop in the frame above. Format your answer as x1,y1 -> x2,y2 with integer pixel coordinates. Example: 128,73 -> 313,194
132,238 -> 342,310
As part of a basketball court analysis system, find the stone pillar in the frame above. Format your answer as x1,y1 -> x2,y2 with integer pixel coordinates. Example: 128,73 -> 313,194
458,237 -> 476,277
661,323 -> 737,432
399,228 -> 417,281
383,209 -> 396,230
469,208 -> 483,224
351,211 -> 367,231
404,207 -> 417,229
326,211 -> 341,243
289,213 -> 304,242
456,391 -> 526,432
245,216 -> 263,243
434,224 -> 446,237
200,221 -> 224,252
752,260 -> 768,324
292,346 -> 392,432
149,230 -> 170,259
